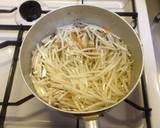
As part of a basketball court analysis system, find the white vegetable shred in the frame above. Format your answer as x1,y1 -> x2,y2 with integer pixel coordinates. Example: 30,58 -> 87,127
31,23 -> 132,112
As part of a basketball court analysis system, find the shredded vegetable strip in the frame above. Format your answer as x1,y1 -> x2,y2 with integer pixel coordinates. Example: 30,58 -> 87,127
31,23 -> 132,112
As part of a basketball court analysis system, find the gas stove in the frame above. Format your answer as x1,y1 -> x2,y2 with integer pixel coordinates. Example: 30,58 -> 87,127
0,0 -> 158,128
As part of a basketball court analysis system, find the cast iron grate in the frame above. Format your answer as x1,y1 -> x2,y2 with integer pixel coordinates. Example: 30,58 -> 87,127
0,0 -> 151,128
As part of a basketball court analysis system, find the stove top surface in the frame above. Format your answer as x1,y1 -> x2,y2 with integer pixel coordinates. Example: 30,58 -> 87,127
0,0 -> 157,128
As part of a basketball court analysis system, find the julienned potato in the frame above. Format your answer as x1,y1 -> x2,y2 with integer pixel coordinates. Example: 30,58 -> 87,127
30,23 -> 132,112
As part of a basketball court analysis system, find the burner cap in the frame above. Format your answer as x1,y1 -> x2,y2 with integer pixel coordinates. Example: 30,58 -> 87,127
19,0 -> 42,22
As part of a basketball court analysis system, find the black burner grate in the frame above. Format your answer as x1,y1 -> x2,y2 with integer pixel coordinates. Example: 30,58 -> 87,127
0,0 -> 151,128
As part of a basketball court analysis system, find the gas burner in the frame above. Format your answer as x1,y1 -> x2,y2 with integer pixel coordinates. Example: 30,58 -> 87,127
19,0 -> 41,22
15,0 -> 48,25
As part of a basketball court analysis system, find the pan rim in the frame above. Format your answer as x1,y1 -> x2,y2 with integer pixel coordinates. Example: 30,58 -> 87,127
19,4 -> 144,115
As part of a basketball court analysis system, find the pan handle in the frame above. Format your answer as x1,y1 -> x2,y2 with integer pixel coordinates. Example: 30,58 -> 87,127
81,115 -> 100,128
84,120 -> 99,128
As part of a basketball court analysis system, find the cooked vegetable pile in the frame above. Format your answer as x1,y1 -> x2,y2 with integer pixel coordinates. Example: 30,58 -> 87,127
31,23 -> 132,112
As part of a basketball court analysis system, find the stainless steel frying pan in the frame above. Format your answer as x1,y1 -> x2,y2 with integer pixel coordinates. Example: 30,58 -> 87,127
20,5 -> 143,128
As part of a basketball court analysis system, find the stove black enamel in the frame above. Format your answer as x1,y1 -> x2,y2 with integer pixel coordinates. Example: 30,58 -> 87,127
19,0 -> 42,22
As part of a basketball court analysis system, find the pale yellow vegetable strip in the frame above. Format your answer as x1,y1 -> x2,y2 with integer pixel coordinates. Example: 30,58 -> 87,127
91,56 -> 121,80
31,23 -> 132,112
